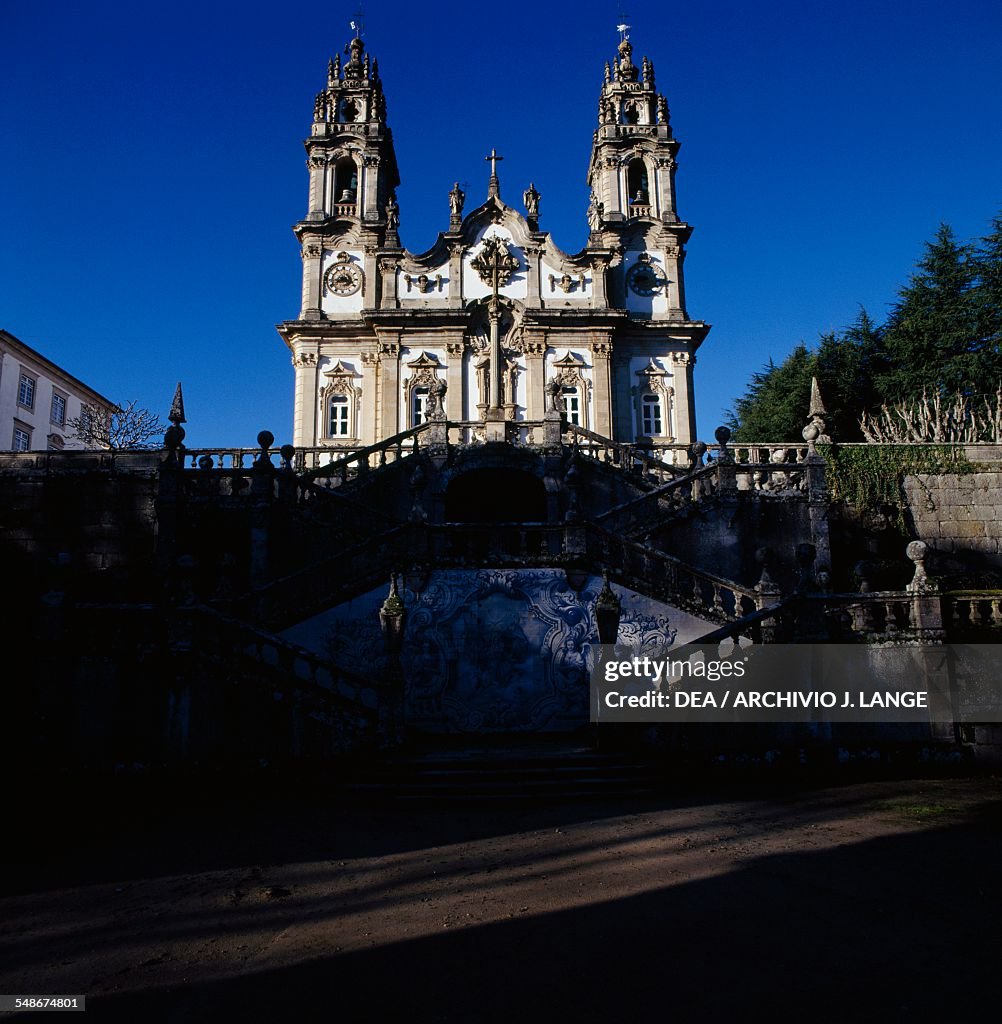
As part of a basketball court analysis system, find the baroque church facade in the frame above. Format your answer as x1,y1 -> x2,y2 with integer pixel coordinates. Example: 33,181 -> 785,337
278,32 -> 709,450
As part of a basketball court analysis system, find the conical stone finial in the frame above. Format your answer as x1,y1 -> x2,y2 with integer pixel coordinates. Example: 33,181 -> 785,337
168,382 -> 186,426
809,376 -> 827,418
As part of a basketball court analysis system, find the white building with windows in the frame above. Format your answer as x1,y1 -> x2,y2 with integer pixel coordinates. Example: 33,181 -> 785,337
0,329 -> 116,452
278,31 -> 709,449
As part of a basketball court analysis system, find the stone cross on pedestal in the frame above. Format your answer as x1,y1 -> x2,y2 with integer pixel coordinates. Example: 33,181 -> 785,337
485,148 -> 503,198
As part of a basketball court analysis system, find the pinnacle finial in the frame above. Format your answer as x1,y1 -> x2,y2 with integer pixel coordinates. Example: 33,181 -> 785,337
168,382 -> 186,426
809,376 -> 827,417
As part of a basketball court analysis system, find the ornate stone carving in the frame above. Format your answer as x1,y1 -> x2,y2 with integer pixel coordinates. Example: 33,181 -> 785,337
323,251 -> 363,295
320,360 -> 362,440
548,273 -> 587,294
293,351 -> 318,368
403,352 -> 444,420
550,352 -> 592,428
471,236 -> 520,288
301,243 -> 322,261
634,357 -> 674,438
364,153 -> 380,167
404,273 -> 444,294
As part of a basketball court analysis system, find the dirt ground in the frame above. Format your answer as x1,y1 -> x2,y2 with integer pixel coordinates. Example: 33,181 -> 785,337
2,771 -> 1000,1022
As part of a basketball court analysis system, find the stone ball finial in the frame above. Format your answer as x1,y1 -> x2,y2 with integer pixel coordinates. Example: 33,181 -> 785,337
257,430 -> 275,451
714,425 -> 731,446
802,423 -> 819,442
164,425 -> 182,451
197,455 -> 213,470
280,444 -> 295,462
691,441 -> 707,457
906,540 -> 928,563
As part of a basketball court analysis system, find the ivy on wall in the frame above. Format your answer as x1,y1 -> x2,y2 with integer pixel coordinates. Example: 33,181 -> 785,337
819,444 -> 975,532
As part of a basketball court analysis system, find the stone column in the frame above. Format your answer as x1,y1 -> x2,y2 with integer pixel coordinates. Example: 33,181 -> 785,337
590,340 -> 613,436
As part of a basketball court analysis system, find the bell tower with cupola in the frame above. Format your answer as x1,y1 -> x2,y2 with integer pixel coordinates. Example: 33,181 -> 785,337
584,28 -> 707,441
294,31 -> 400,323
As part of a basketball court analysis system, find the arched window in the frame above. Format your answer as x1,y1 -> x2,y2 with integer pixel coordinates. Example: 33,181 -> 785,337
562,387 -> 581,426
626,159 -> 649,207
641,393 -> 663,436
333,158 -> 358,208
412,386 -> 430,426
329,394 -> 350,437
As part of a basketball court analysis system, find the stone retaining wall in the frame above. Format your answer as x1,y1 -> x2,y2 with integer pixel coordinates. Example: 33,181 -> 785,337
904,472 -> 1002,566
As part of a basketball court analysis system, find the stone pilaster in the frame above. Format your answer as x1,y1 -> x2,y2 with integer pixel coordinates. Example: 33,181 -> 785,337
448,242 -> 464,310
378,255 -> 399,310
378,337 -> 401,439
360,352 -> 379,446
671,350 -> 695,443
524,339 -> 546,421
292,350 -> 319,447
590,340 -> 613,436
362,154 -> 380,222
300,242 -> 323,320
589,257 -> 608,310
446,340 -> 465,421
525,246 -> 542,306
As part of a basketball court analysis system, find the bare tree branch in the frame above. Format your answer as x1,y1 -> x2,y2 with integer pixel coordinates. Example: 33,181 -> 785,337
66,400 -> 167,450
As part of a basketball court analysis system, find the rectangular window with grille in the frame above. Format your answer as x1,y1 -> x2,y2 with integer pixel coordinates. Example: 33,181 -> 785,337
18,373 -> 35,409
412,387 -> 429,427
562,387 -> 581,426
51,393 -> 66,426
13,426 -> 31,451
329,395 -> 350,436
642,393 -> 662,435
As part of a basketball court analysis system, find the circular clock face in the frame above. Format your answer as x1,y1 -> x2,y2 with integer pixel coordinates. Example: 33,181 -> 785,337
627,260 -> 666,296
324,261 -> 362,296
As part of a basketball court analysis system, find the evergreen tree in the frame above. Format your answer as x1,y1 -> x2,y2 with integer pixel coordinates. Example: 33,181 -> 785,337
971,212 -> 1002,375
814,309 -> 885,439
728,344 -> 816,441
876,224 -> 982,402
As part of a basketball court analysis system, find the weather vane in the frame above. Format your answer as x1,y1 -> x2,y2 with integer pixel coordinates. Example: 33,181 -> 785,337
616,4 -> 630,42
350,6 -> 365,38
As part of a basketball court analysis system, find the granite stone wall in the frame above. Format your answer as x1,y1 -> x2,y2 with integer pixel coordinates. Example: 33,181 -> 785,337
904,472 -> 1002,567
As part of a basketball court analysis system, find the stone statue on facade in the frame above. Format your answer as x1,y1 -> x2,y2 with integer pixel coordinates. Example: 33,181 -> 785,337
449,182 -> 465,226
523,183 -> 540,229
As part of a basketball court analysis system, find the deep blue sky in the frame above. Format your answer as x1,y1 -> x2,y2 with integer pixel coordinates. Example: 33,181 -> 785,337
3,0 -> 1000,447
